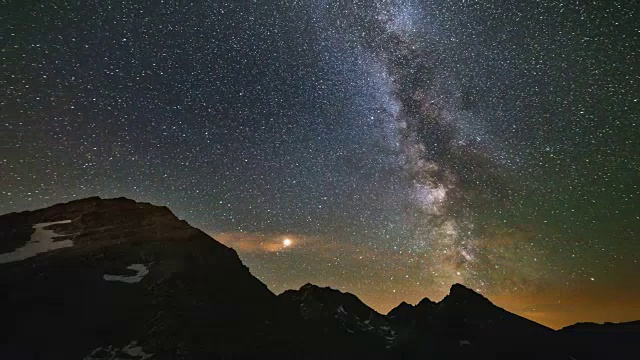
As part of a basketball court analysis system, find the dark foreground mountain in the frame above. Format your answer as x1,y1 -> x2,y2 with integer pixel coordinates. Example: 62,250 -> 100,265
559,320 -> 640,359
0,197 -> 312,359
387,283 -> 560,359
1,197 -> 637,359
279,283 -> 396,355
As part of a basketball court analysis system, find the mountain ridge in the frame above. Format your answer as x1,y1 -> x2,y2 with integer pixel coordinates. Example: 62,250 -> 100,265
1,196 -> 637,359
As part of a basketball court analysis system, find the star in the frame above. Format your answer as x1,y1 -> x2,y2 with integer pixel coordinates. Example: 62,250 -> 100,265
2,0 -> 637,330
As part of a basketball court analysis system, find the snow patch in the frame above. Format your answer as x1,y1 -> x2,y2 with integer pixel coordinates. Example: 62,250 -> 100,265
84,340 -> 153,360
103,264 -> 149,283
336,305 -> 347,315
0,220 -> 73,264
385,329 -> 397,343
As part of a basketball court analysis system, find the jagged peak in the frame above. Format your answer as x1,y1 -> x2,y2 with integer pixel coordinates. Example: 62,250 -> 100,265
281,283 -> 384,317
397,301 -> 413,308
389,301 -> 413,311
449,283 -> 486,299
416,297 -> 437,308
300,283 -> 320,290
436,283 -> 494,308
298,283 -> 349,297
450,283 -> 473,292
387,301 -> 414,317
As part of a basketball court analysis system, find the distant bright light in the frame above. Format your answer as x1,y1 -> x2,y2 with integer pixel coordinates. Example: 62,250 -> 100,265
283,238 -> 292,247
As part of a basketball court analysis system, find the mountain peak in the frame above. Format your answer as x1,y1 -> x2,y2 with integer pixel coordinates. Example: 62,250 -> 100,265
397,300 -> 412,308
446,283 -> 490,303
387,301 -> 415,320
388,301 -> 413,313
280,283 -> 385,320
449,282 -> 474,293
301,282 -> 321,290
0,197 -> 300,358
279,283 -> 396,350
416,297 -> 437,308
297,283 -> 338,299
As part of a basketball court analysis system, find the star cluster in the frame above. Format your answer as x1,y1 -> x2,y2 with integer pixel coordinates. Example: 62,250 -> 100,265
2,0 -> 638,328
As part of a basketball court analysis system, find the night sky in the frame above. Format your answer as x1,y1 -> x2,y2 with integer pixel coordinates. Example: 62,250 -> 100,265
3,1 -> 638,328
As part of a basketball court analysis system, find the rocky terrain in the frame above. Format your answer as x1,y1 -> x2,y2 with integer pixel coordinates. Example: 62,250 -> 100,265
0,197 -> 308,359
1,197 -> 637,359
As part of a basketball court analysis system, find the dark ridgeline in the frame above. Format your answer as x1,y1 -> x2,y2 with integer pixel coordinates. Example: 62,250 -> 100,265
279,283 -> 395,357
0,197 -> 637,359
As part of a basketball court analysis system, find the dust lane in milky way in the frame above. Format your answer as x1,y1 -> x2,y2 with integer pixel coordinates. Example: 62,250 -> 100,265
2,1 -> 638,328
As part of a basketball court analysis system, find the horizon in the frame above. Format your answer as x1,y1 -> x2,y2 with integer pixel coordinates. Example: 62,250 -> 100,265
3,1 -> 638,334
2,195 -> 638,331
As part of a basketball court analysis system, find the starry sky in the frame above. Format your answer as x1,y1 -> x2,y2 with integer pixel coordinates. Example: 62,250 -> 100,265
3,1 -> 639,329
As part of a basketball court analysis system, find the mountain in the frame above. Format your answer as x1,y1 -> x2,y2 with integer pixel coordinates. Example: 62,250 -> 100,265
0,197 -> 309,359
279,283 -> 396,356
559,320 -> 640,359
388,297 -> 437,329
1,197 -> 637,359
388,283 -> 562,359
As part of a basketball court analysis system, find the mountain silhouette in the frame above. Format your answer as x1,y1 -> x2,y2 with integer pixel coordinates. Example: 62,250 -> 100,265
387,283 -> 560,359
279,283 -> 396,356
0,197 -> 636,359
559,320 -> 640,359
0,197 -> 309,358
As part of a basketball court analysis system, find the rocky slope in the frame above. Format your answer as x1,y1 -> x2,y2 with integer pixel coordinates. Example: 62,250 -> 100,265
0,197 -> 307,359
279,283 -> 397,356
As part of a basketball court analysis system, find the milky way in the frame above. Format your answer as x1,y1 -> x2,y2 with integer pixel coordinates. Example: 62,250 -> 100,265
3,0 -> 638,328
308,0 -> 543,291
